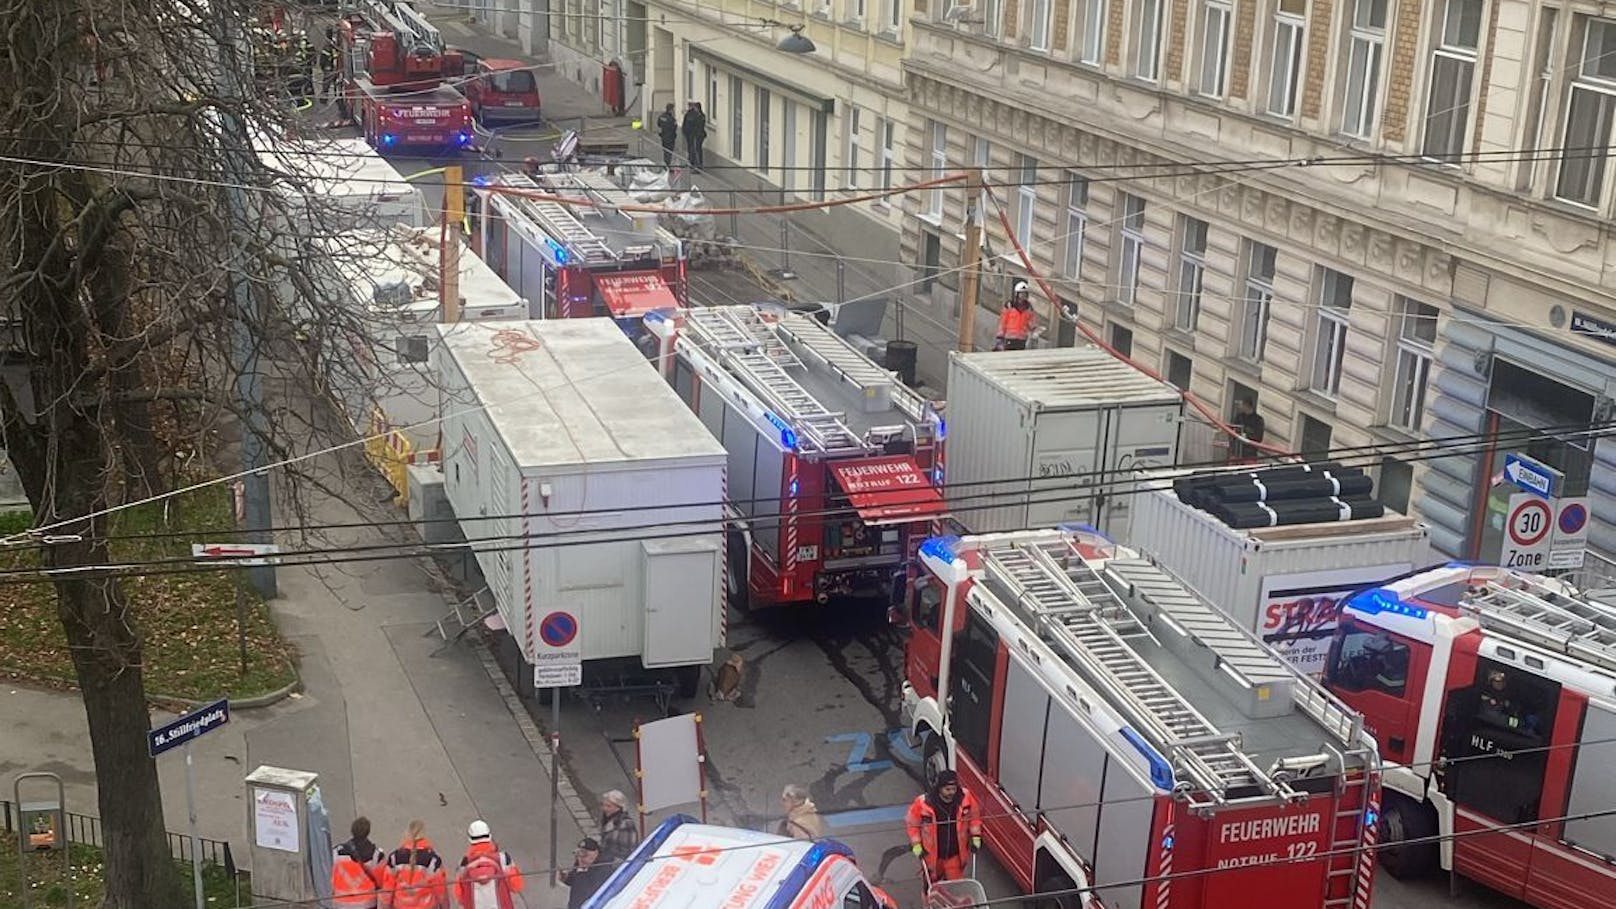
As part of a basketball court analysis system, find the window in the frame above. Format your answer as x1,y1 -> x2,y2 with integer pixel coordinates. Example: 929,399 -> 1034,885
708,67 -> 719,123
1268,0 -> 1307,117
926,120 -> 946,221
684,58 -> 696,105
782,102 -> 799,192
887,0 -> 904,30
1079,0 -> 1107,63
1340,0 -> 1387,138
1116,193 -> 1146,305
1198,0 -> 1232,97
1236,242 -> 1276,360
1556,18 -> 1616,206
396,334 -> 430,364
757,88 -> 771,176
1299,414 -> 1333,457
880,119 -> 895,191
845,106 -> 862,188
1166,349 -> 1193,390
980,0 -> 1003,37
1014,154 -> 1038,245
950,610 -> 1000,766
1309,269 -> 1353,397
850,0 -> 868,22
1439,658 -> 1561,826
730,74 -> 743,157
972,135 -> 992,173
1134,0 -> 1164,79
920,230 -> 942,292
1518,9 -> 1559,190
1327,629 -> 1411,697
1175,216 -> 1208,331
1063,176 -> 1089,279
843,883 -> 880,909
1422,0 -> 1484,161
1031,0 -> 1053,49
1390,297 -> 1437,431
1110,323 -> 1135,357
1379,456 -> 1413,513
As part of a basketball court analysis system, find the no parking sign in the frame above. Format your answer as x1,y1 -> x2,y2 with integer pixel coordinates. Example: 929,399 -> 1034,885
1549,497 -> 1592,570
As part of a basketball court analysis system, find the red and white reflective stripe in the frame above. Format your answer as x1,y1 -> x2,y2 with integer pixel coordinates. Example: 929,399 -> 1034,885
1156,822 -> 1173,909
522,477 -> 535,660
718,468 -> 728,646
1353,780 -> 1380,909
782,455 -> 799,574
405,450 -> 441,465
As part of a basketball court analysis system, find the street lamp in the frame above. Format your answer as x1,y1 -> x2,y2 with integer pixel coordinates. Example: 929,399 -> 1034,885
775,25 -> 817,54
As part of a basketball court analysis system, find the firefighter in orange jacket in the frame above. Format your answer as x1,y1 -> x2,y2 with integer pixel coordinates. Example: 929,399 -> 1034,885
995,281 -> 1036,350
332,817 -> 394,909
454,820 -> 526,909
388,821 -> 449,909
905,770 -> 982,882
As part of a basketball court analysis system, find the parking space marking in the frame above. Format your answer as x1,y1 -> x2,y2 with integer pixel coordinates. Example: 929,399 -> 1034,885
827,732 -> 894,773
823,805 -> 911,829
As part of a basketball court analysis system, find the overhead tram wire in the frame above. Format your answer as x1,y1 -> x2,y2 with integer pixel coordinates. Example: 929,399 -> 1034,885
9,415 -> 1608,553
4,420 -> 1611,582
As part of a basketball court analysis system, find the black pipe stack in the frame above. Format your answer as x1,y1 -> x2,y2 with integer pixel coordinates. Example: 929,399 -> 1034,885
1173,462 -> 1386,529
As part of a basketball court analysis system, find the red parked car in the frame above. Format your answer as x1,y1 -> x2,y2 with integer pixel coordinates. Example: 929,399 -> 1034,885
461,58 -> 541,126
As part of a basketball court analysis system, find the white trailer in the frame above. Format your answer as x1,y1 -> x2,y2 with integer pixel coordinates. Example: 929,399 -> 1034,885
436,319 -> 727,695
257,136 -> 428,229
943,347 -> 1184,538
1127,465 -> 1432,676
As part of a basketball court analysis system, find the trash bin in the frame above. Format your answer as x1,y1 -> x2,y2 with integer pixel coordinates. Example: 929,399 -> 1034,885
885,339 -> 918,388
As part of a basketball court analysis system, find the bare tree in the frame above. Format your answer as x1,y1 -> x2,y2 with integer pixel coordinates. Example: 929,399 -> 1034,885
0,2 -> 421,905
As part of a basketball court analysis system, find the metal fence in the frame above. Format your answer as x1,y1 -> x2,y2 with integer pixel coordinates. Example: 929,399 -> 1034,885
1,798 -> 235,869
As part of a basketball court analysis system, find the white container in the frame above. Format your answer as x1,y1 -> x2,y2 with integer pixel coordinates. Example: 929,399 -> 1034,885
1127,469 -> 1432,675
257,137 -> 429,229
436,320 -> 727,670
944,347 -> 1184,537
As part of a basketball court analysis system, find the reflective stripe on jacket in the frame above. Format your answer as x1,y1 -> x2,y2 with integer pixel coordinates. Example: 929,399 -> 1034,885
454,841 -> 525,909
389,839 -> 448,909
905,790 -> 982,865
332,839 -> 393,909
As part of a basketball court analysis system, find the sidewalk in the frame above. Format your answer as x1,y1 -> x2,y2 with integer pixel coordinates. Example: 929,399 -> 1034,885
426,5 -> 964,389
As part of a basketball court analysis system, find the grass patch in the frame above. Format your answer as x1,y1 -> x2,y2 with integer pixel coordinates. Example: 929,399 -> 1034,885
0,487 -> 297,701
0,843 -> 246,907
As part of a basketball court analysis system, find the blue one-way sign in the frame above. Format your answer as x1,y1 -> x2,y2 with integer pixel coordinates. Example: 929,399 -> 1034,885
148,699 -> 230,757
1503,453 -> 1559,498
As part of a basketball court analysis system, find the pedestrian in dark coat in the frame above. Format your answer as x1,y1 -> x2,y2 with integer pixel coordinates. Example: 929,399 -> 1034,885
656,103 -> 680,167
680,102 -> 707,169
561,838 -> 614,909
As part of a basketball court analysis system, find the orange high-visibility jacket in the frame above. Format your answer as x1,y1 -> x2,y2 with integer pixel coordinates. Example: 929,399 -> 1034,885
997,305 -> 1035,340
332,839 -> 395,909
905,790 -> 982,866
388,838 -> 449,909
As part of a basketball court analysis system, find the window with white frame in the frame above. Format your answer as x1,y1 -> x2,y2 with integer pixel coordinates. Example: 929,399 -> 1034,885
1268,0 -> 1306,117
1237,241 -> 1277,361
1134,0 -> 1164,80
1063,176 -> 1089,279
879,120 -> 896,191
850,0 -> 868,24
1309,269 -> 1353,397
685,58 -> 697,105
1116,193 -> 1146,305
845,106 -> 862,187
982,0 -> 1003,36
1422,0 -> 1484,161
1015,154 -> 1038,245
887,0 -> 905,30
1079,0 -> 1106,63
1556,18 -> 1616,207
1340,0 -> 1387,138
1198,0 -> 1232,97
973,135 -> 992,173
926,120 -> 946,221
1031,0 -> 1053,49
1518,8 -> 1559,190
1389,297 -> 1438,431
1175,216 -> 1208,331
708,67 -> 719,122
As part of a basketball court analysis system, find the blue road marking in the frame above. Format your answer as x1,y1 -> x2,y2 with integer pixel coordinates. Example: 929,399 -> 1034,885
823,805 -> 912,829
887,729 -> 922,764
827,732 -> 894,773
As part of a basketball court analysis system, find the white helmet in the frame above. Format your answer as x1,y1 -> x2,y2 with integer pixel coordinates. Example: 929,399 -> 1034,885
1013,280 -> 1030,296
468,820 -> 491,842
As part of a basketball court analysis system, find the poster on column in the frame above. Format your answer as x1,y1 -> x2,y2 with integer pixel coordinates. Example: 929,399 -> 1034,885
253,788 -> 300,852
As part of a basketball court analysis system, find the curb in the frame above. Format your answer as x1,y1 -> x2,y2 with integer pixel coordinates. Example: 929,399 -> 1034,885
468,632 -> 596,836
0,667 -> 303,711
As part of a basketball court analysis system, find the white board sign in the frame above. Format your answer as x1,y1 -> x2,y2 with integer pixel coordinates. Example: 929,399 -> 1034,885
1502,493 -> 1555,572
637,713 -> 703,812
252,788 -> 300,853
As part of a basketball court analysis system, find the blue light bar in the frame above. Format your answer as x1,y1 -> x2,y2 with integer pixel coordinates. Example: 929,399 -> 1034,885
471,174 -> 492,186
761,839 -> 856,909
455,131 -> 474,146
763,412 -> 797,450
918,536 -> 960,564
936,419 -> 947,440
543,235 -> 570,265
1119,726 -> 1176,791
1347,587 -> 1429,620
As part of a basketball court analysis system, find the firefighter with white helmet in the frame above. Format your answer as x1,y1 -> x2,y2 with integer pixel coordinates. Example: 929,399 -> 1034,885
994,280 -> 1036,351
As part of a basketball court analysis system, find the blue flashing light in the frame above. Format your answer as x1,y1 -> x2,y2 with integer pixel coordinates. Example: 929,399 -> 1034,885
471,174 -> 492,187
543,236 -> 570,266
1364,808 -> 1380,828
919,535 -> 961,565
788,478 -> 800,497
763,411 -> 798,450
455,131 -> 474,147
1119,726 -> 1176,791
762,840 -> 857,909
1348,587 -> 1429,620
932,465 -> 944,486
379,133 -> 398,147
1058,522 -> 1114,543
936,418 -> 947,440
1161,834 -> 1175,850
1442,560 -> 1482,569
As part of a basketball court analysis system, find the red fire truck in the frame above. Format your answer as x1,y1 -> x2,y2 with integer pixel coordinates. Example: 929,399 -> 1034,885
645,305 -> 947,609
336,0 -> 474,150
900,527 -> 1382,909
469,171 -> 687,341
1325,564 -> 1616,909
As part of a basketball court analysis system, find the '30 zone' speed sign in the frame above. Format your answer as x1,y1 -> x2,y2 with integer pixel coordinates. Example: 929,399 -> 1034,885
1503,493 -> 1554,570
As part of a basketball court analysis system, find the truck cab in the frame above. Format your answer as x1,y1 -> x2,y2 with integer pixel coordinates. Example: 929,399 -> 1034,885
583,816 -> 894,909
462,58 -> 541,125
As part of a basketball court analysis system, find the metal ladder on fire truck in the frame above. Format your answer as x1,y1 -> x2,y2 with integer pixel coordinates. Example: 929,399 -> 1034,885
500,173 -> 618,264
363,0 -> 444,51
1462,574 -> 1616,675
683,307 -> 867,454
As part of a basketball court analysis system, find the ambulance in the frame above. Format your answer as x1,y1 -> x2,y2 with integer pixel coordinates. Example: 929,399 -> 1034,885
583,815 -> 897,909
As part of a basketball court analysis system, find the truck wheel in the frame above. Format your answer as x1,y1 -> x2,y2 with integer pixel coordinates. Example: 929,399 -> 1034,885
672,665 -> 701,700
1378,795 -> 1438,879
1033,873 -> 1079,909
920,728 -> 948,789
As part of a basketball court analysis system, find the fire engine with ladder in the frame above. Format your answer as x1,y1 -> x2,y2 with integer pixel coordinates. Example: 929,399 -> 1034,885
644,304 -> 947,610
901,527 -> 1382,909
336,0 -> 474,150
1325,563 -> 1616,909
469,171 -> 687,342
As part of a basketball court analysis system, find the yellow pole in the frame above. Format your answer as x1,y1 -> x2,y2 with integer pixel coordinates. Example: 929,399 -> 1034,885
441,164 -> 463,324
956,167 -> 985,353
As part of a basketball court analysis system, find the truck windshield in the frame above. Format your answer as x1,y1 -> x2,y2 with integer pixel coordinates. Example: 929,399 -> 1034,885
490,70 -> 535,94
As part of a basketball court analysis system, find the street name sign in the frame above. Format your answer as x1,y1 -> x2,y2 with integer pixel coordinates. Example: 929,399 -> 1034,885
148,698 -> 231,758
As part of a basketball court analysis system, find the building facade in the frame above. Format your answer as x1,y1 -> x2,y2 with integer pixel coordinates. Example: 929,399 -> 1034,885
898,0 -> 1616,559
